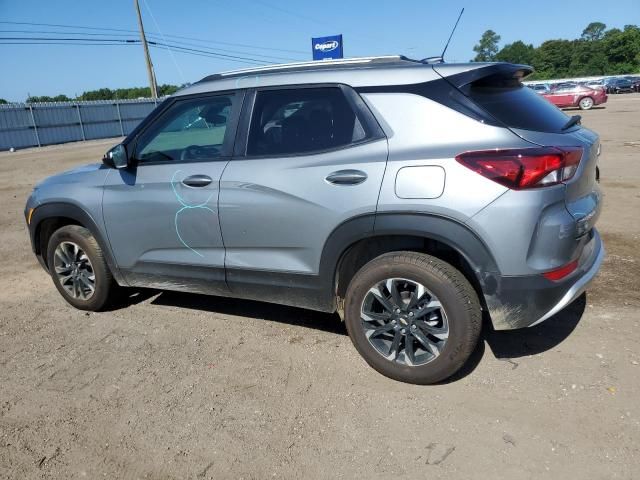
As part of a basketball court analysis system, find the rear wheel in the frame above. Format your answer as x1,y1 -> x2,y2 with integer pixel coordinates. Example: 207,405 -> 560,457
46,225 -> 117,311
579,97 -> 594,110
344,252 -> 482,384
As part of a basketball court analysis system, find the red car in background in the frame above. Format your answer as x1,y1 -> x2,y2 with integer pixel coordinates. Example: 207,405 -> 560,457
542,84 -> 608,110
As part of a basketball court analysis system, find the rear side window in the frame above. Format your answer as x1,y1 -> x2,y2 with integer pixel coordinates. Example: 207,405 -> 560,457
464,77 -> 570,133
247,87 -> 367,156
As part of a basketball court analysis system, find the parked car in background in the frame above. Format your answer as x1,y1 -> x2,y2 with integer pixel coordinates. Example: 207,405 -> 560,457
528,84 -> 550,94
584,80 -> 607,91
605,78 -> 634,94
543,84 -> 607,110
623,76 -> 640,92
552,82 -> 579,90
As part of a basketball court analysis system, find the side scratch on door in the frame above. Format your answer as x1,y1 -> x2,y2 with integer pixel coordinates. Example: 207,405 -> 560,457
171,170 -> 215,258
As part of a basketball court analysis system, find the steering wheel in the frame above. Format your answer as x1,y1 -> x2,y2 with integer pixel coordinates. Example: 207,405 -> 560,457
180,144 -> 204,161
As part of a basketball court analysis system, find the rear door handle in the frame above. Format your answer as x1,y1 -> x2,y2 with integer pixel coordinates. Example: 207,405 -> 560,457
182,174 -> 212,187
325,169 -> 367,186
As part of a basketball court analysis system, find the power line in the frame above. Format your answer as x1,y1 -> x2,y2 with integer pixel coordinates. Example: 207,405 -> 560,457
149,44 -> 261,65
244,0 -> 380,45
0,37 -> 270,65
247,0 -> 331,27
0,42 -> 133,46
0,20 -> 139,34
0,29 -> 135,37
0,36 -> 137,42
0,30 -> 303,61
0,20 -> 308,55
144,36 -> 303,62
148,41 -> 269,64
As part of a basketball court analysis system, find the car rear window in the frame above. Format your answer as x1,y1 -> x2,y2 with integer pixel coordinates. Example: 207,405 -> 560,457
464,76 -> 571,133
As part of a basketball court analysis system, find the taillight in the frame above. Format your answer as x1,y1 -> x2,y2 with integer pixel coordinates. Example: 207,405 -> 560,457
456,147 -> 583,190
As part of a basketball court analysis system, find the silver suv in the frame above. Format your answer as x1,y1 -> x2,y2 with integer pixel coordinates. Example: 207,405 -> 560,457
25,56 -> 604,384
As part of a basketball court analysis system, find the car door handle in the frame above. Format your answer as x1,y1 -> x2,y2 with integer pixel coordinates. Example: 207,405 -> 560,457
182,174 -> 213,187
325,169 -> 367,186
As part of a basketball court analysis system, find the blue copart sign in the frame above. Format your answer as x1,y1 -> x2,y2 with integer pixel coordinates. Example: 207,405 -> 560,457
312,35 -> 344,60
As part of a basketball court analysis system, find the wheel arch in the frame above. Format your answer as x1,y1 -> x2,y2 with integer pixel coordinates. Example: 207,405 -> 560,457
29,202 -> 126,284
319,213 -> 501,310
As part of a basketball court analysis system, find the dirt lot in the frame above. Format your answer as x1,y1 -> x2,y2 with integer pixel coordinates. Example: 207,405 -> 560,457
1,94 -> 639,479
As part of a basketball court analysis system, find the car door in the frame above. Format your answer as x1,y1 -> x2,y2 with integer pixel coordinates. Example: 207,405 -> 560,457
547,87 -> 572,107
218,85 -> 388,309
102,91 -> 242,294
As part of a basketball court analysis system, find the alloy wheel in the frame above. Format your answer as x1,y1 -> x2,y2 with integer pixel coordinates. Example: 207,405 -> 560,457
360,278 -> 449,366
580,97 -> 594,109
53,241 -> 96,300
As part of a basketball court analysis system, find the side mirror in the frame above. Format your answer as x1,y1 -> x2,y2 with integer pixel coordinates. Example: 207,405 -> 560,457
103,144 -> 128,169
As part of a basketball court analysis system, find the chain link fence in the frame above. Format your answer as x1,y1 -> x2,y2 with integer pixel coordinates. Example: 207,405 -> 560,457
0,98 -> 161,151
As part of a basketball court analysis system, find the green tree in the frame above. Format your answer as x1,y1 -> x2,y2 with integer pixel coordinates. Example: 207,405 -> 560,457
602,25 -> 640,73
495,40 -> 535,65
581,22 -> 607,41
26,94 -> 71,103
473,30 -> 501,62
79,88 -> 114,101
78,84 -> 181,101
532,39 -> 575,78
466,22 -> 639,80
569,39 -> 608,76
158,84 -> 179,96
0,98 -> 8,104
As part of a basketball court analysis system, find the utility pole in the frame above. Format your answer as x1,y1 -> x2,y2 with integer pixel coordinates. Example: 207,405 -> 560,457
134,0 -> 158,99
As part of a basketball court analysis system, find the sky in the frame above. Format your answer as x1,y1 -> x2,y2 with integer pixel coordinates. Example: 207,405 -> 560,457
1,0 -> 639,101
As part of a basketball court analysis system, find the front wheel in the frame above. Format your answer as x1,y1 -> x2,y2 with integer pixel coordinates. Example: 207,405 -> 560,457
344,252 -> 482,384
46,225 -> 117,311
579,97 -> 594,110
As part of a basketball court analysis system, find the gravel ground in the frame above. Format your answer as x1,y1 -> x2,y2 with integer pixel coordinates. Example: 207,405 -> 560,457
1,94 -> 639,479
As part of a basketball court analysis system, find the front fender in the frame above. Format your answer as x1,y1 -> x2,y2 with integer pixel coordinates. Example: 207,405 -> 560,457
28,202 -> 127,285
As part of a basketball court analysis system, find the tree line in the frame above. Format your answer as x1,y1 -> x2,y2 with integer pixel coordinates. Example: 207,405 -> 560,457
1,84 -> 183,104
473,22 -> 640,80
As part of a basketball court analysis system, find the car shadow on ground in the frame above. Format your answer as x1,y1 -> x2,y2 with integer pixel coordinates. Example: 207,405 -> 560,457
117,289 -> 586,382
484,293 -> 586,359
150,290 -> 347,335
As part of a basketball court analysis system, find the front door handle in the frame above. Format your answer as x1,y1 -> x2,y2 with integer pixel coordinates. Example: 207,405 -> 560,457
182,174 -> 212,187
325,169 -> 367,186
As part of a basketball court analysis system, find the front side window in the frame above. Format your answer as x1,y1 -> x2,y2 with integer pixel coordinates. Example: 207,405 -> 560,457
135,94 -> 235,163
247,87 -> 367,156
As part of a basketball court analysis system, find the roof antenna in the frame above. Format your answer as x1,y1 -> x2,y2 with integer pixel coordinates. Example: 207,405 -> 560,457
421,8 -> 465,64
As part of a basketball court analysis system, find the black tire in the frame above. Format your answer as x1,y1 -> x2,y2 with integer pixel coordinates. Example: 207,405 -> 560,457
344,252 -> 481,384
46,225 -> 117,311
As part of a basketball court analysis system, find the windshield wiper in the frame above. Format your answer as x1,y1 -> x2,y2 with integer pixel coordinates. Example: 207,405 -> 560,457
562,115 -> 582,131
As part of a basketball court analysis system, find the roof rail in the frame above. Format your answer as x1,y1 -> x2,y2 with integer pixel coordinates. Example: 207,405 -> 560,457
198,55 -> 414,83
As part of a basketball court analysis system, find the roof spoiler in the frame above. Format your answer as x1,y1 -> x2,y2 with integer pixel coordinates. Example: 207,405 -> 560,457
433,63 -> 534,89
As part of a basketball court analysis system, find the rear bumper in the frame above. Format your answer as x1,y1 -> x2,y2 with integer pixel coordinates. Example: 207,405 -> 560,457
485,229 -> 604,330
529,237 -> 604,327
